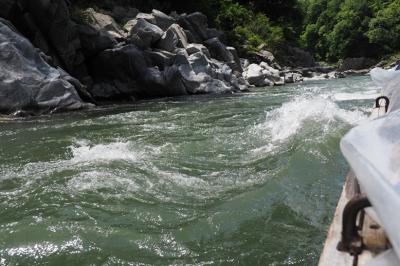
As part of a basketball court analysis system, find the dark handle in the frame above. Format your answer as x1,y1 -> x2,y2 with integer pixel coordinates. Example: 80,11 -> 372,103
375,96 -> 390,113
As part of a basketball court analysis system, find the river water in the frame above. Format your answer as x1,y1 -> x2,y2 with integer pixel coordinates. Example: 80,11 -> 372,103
0,76 -> 379,265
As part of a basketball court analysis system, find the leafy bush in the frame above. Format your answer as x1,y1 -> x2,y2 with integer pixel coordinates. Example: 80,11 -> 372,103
367,0 -> 400,53
215,0 -> 285,54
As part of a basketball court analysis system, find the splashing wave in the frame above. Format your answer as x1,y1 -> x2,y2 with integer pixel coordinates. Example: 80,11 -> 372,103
255,96 -> 367,142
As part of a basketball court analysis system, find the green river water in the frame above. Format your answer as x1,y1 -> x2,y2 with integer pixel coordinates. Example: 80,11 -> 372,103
0,76 -> 379,265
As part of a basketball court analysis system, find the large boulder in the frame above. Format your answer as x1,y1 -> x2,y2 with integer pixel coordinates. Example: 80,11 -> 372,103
243,64 -> 267,86
77,8 -> 125,40
0,19 -> 89,114
175,12 -> 207,43
204,37 -> 242,72
135,12 -> 157,24
89,45 -> 186,98
243,62 -> 284,87
151,9 -> 175,31
249,49 -> 281,70
186,43 -> 210,58
145,49 -> 176,70
185,12 -> 208,41
284,72 -> 303,84
76,23 -> 117,56
157,23 -> 188,52
125,18 -> 163,49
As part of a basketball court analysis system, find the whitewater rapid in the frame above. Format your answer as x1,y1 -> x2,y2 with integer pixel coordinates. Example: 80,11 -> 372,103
0,76 -> 379,265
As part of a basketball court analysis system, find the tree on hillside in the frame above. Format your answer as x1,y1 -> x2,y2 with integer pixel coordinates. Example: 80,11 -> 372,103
367,0 -> 400,53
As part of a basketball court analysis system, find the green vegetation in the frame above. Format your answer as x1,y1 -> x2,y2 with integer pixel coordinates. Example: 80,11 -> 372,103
214,1 -> 285,53
74,0 -> 400,63
301,0 -> 400,62
170,0 -> 400,62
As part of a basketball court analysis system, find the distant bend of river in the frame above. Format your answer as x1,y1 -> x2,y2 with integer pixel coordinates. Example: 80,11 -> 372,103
0,76 -> 378,265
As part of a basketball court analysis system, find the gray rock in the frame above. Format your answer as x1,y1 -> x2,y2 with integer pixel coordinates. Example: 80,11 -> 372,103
173,48 -> 190,65
244,64 -> 264,86
188,52 -> 212,75
243,63 -> 283,86
90,82 -> 122,99
126,19 -> 164,49
90,44 -> 243,98
227,46 -> 242,72
76,24 -> 117,56
260,62 -> 280,78
204,38 -> 241,72
145,49 -> 176,70
0,19 -> 89,114
250,49 -> 281,70
90,45 -> 186,97
241,58 -> 250,69
186,43 -> 210,58
135,13 -> 156,24
284,72 -> 303,83
335,72 -> 346,78
184,29 -> 197,43
79,8 -> 125,39
186,12 -> 209,40
123,19 -> 137,33
176,14 -> 202,43
152,9 -> 176,31
90,45 -> 147,83
157,23 -> 188,52
273,77 -> 285,86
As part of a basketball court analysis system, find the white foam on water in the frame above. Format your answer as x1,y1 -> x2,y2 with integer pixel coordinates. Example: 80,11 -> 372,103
67,171 -> 139,193
255,96 -> 367,142
251,143 -> 276,155
69,140 -> 142,163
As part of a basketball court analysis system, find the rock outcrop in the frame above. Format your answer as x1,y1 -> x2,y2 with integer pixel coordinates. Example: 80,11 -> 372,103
0,1 -> 251,114
338,57 -> 377,71
125,18 -> 164,49
243,62 -> 284,87
84,8 -> 248,100
0,1 -> 323,115
0,19 -> 89,114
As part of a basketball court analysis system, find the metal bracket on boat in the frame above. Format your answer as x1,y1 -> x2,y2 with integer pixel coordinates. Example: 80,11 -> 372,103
375,96 -> 390,113
337,195 -> 371,256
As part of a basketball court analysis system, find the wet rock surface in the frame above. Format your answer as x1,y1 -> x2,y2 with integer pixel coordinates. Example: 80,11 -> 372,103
0,19 -> 90,114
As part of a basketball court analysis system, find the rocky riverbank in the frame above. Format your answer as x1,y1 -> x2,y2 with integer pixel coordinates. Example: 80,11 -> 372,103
0,0 -> 357,116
